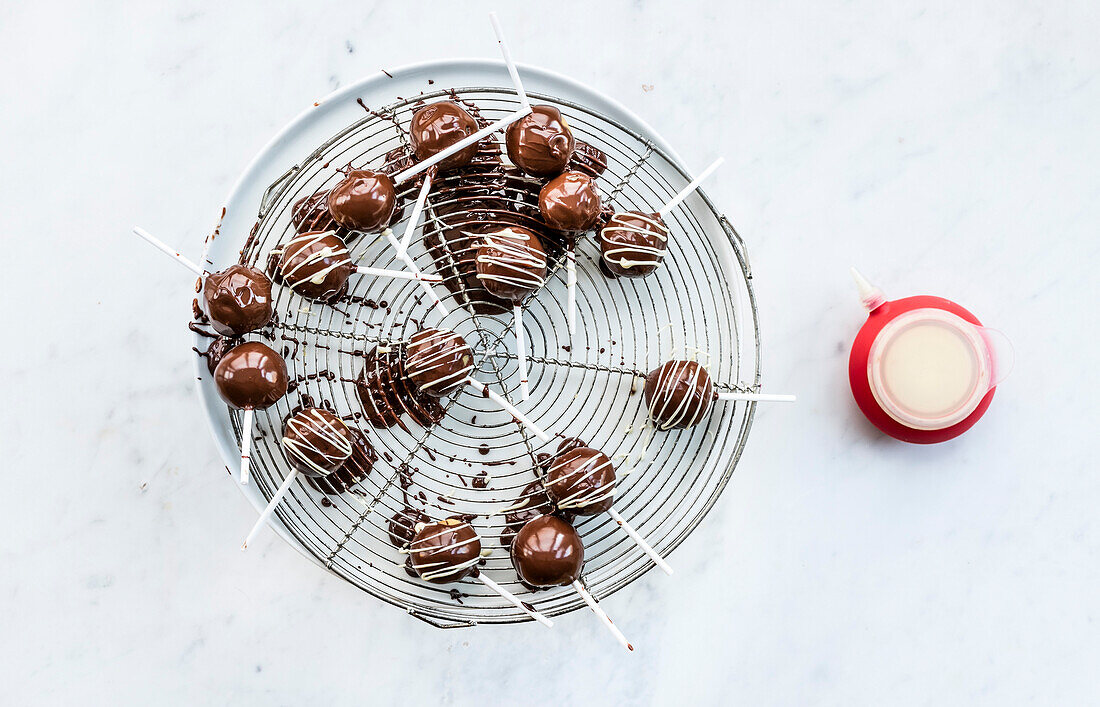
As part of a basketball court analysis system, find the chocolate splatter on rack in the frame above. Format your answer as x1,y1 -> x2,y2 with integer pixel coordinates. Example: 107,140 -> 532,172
205,84 -> 759,628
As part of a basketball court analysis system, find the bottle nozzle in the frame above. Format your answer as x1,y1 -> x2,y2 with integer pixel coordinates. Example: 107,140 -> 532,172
851,267 -> 886,312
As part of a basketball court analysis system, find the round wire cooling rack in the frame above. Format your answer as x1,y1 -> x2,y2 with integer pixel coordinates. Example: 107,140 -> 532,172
194,61 -> 760,628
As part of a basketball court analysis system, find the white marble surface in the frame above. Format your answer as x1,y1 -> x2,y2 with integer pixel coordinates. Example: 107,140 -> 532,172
2,1 -> 1098,704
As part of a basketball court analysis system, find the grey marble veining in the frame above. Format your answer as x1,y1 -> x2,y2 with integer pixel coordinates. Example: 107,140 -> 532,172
1,1 -> 1097,704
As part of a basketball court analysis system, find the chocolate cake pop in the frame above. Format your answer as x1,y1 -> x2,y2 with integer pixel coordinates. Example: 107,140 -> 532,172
405,328 -> 475,396
327,169 -> 397,232
409,101 -> 480,171
281,408 -> 355,477
278,231 -> 354,301
600,212 -> 670,278
545,447 -> 616,515
506,105 -> 575,177
409,518 -> 482,583
202,265 -> 274,337
539,171 -> 602,233
510,515 -> 584,586
213,341 -> 288,410
510,514 -> 629,646
643,359 -> 717,430
214,341 -> 288,487
475,226 -> 548,302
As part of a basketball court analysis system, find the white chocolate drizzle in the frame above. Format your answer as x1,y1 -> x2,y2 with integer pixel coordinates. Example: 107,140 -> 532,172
547,450 -> 617,511
600,212 -> 669,271
407,520 -> 481,582
280,230 -> 352,295
647,360 -> 715,430
474,227 -> 548,294
404,329 -> 474,394
280,408 -> 354,476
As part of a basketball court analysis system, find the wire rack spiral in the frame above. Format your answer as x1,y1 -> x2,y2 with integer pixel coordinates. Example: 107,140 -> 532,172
217,85 -> 760,627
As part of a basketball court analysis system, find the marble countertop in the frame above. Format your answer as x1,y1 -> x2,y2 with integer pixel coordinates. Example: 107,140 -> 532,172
2,1 -> 1097,704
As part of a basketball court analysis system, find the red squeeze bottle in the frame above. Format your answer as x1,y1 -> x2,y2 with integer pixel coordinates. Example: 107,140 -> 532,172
848,269 -> 1012,444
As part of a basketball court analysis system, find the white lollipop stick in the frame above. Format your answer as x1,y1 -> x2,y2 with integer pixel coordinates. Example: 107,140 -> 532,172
132,226 -> 204,276
393,108 -> 531,185
657,157 -> 725,219
607,507 -> 673,575
514,305 -> 530,401
566,249 -> 576,340
463,378 -> 550,443
383,230 -> 450,317
717,392 -> 797,402
572,580 -> 632,652
239,408 -> 254,485
354,265 -> 443,283
489,12 -> 530,110
241,469 -> 298,550
477,573 -> 553,627
397,172 -> 434,258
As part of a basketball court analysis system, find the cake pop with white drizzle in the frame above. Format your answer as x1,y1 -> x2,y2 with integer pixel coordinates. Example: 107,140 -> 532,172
242,407 -> 366,550
404,328 -> 475,396
277,230 -> 442,302
281,408 -> 355,476
599,211 -> 670,278
475,226 -> 548,400
644,359 -> 797,430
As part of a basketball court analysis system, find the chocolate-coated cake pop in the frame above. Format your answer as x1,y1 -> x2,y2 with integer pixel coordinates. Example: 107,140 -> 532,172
539,171 -> 602,233
327,169 -> 398,232
202,265 -> 273,336
600,211 -> 669,278
506,105 -> 575,177
306,426 -> 376,495
281,408 -> 355,477
545,447 -> 616,515
644,359 -> 717,430
510,515 -> 584,587
213,341 -> 288,410
405,328 -> 475,396
278,231 -> 354,301
409,101 -> 480,170
409,518 -> 482,584
475,226 -> 548,302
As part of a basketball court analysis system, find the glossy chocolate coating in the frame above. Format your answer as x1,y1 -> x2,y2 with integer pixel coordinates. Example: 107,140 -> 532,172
600,211 -> 669,278
410,519 -> 482,584
545,447 -> 616,515
279,231 -> 354,301
511,515 -> 584,587
643,359 -> 717,430
213,341 -> 288,410
305,426 -> 376,494
475,226 -> 548,302
405,328 -> 474,396
202,265 -> 273,336
281,407 -> 355,477
327,169 -> 397,232
539,171 -> 602,232
505,105 -> 575,177
388,507 -> 431,548
409,101 -> 480,170
570,140 -> 607,178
